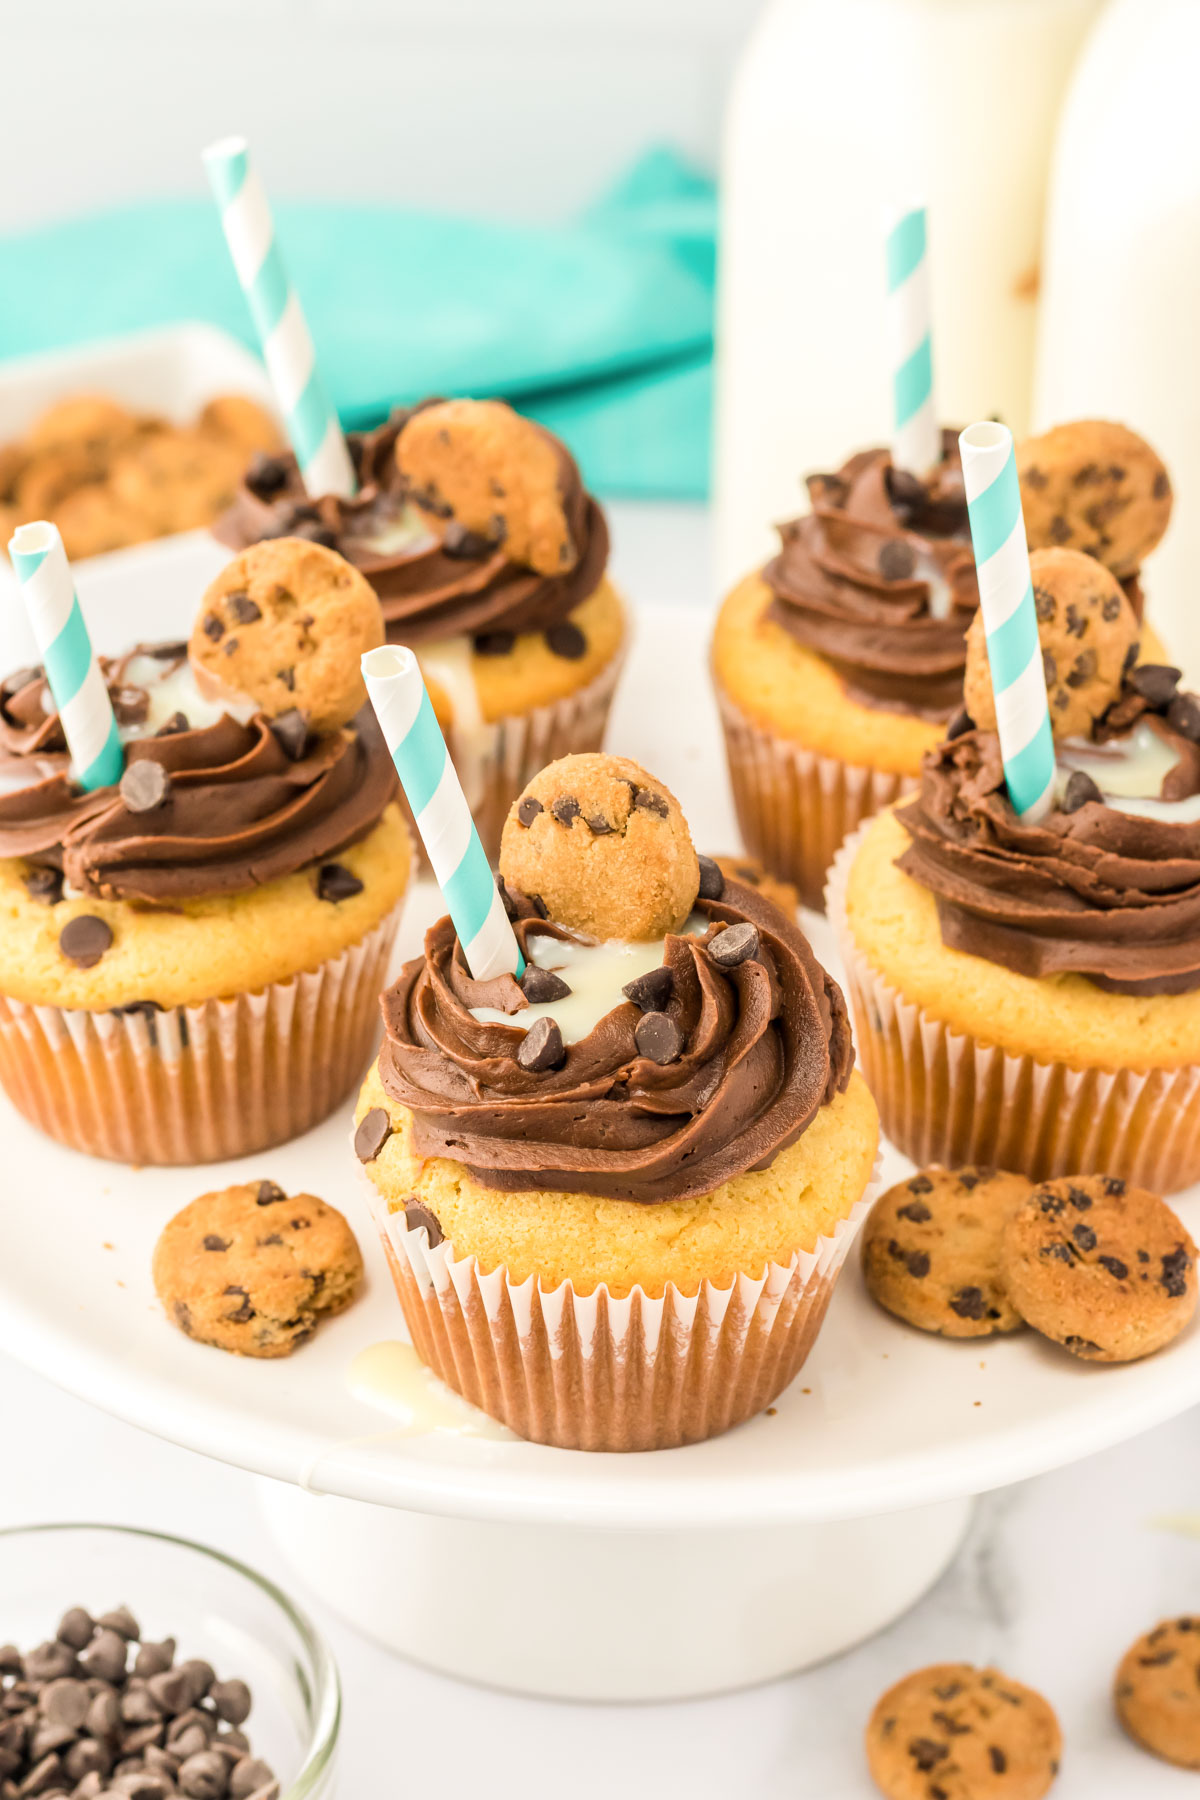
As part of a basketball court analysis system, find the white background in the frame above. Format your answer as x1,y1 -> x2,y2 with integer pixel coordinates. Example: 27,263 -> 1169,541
0,0 -> 752,231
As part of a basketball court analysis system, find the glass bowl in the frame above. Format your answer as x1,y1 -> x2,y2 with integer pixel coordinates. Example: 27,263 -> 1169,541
0,1522 -> 340,1797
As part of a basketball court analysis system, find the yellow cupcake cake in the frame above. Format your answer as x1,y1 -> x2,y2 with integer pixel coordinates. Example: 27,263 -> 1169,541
832,546 -> 1200,1192
712,421 -> 1174,911
0,537 -> 411,1163
356,752 -> 878,1451
218,397 -> 626,855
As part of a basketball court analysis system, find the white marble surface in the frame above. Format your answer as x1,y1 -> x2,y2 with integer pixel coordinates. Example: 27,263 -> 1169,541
2,501 -> 1199,1795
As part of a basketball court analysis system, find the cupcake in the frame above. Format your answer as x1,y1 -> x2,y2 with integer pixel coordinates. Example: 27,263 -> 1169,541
830,545 -> 1200,1193
0,537 -> 411,1163
712,428 -> 979,911
355,752 -> 879,1451
713,419 -> 1174,911
217,397 -> 626,855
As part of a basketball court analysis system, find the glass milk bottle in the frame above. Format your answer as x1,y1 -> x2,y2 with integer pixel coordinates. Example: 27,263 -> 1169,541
713,0 -> 1100,587
1032,0 -> 1200,678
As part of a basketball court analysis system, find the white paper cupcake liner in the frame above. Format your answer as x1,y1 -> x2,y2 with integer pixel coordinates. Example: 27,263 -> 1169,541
827,824 -> 1200,1193
0,903 -> 403,1165
364,1179 -> 874,1453
401,641 -> 627,865
715,681 -> 915,912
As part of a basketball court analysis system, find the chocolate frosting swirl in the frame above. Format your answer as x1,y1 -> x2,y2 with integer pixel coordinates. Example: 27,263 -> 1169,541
215,410 -> 610,646
377,878 -> 854,1204
897,700 -> 1200,995
765,430 -> 979,719
0,649 -> 396,904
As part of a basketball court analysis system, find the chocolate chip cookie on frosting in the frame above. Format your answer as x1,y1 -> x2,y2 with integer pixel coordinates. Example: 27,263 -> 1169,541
833,545 -> 1200,1191
0,537 -> 411,1164
216,398 -> 626,855
355,752 -> 879,1451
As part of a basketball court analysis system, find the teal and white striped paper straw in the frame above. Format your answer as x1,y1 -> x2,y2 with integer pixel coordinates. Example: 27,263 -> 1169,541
8,521 -> 123,792
362,646 -> 524,982
885,204 -> 940,476
203,136 -> 357,501
959,422 -> 1055,822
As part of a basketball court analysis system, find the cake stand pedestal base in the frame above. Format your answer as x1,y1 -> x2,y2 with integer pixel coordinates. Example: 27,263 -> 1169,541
257,1478 -> 972,1701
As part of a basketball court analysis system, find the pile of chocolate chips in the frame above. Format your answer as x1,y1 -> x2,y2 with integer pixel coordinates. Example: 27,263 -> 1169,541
0,1605 -> 278,1799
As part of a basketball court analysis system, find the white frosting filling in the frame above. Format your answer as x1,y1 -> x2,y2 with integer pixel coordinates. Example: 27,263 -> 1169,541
347,503 -> 433,558
915,548 -> 953,621
1055,720 -> 1200,822
469,914 -> 707,1043
119,654 -> 249,741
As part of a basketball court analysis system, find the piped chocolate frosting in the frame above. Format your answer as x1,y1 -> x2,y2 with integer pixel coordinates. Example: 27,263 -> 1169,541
764,430 -> 979,719
0,649 -> 396,904
376,876 -> 854,1204
897,682 -> 1200,996
215,409 -> 610,646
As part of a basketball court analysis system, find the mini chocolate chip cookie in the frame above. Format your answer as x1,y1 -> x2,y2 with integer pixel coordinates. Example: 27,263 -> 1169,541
1002,1176 -> 1197,1362
396,398 -> 576,576
109,429 -> 248,535
499,753 -> 699,941
153,1180 -> 363,1358
862,1166 -> 1032,1338
964,546 -> 1139,741
190,537 -> 384,732
866,1663 -> 1062,1800
197,393 -> 283,457
713,854 -> 799,918
1018,419 -> 1172,579
1115,1618 -> 1200,1767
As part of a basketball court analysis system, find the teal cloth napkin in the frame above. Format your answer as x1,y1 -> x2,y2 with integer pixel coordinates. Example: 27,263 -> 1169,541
0,148 -> 716,500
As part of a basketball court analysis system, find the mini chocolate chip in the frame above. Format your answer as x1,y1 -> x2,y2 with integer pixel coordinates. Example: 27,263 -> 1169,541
55,1608 -> 93,1652
1098,1255 -> 1129,1280
908,1737 -> 947,1771
632,787 -> 669,818
24,866 -> 63,905
517,796 -> 543,827
472,629 -> 515,656
1104,1176 -> 1126,1195
697,855 -> 725,900
1072,1223 -> 1097,1251
276,666 -> 296,691
222,1286 -> 255,1324
877,538 -> 916,580
634,1011 -> 684,1064
202,613 -> 224,642
119,758 -> 171,814
1037,1190 -> 1067,1215
156,710 -> 190,736
551,795 -> 580,826
886,466 -> 926,514
256,1180 -> 286,1206
354,1107 -> 392,1162
908,1174 -> 934,1194
896,1201 -> 932,1223
292,519 -> 338,548
403,1202 -> 444,1247
517,1015 -> 565,1072
227,594 -> 262,626
1162,1246 -> 1192,1297
707,922 -> 759,968
545,622 -> 587,660
444,523 -> 492,560
1154,471 -> 1170,499
246,451 -> 291,499
586,814 -> 614,834
945,707 -> 973,740
622,966 -> 674,1012
529,893 -> 549,918
1168,693 -> 1200,741
905,1251 -> 931,1279
59,913 -> 113,968
1130,663 -> 1181,708
949,1288 -> 986,1319
80,1630 -> 127,1684
1067,1185 -> 1093,1210
1049,513 -> 1073,544
496,872 -> 519,920
203,1236 -> 230,1253
1066,647 -> 1097,688
209,1680 -> 251,1727
1043,1243 -> 1073,1263
520,965 -> 572,1003
988,1747 -> 1007,1775
317,863 -> 364,903
111,684 -> 150,725
269,708 -> 310,761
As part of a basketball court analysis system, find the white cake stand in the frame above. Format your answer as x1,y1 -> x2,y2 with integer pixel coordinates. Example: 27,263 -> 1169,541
2,596 -> 1199,1701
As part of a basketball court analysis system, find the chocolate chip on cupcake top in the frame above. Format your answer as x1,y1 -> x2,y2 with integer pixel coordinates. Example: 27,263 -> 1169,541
763,428 -> 979,721
376,753 -> 854,1204
0,544 -> 397,910
215,397 -> 610,653
897,547 -> 1200,995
